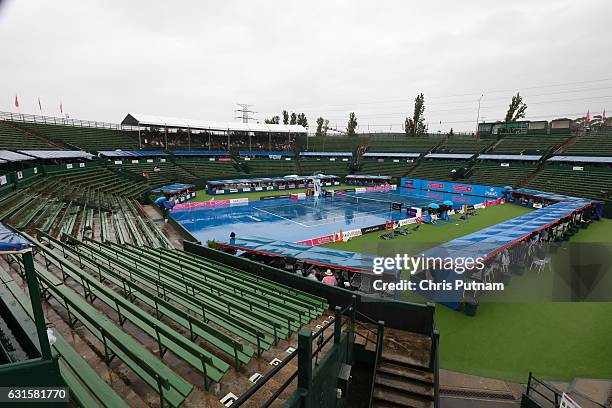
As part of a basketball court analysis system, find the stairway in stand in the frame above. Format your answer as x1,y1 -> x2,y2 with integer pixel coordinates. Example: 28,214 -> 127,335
356,324 -> 436,408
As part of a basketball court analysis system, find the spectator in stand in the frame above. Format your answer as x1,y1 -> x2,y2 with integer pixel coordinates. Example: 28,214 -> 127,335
322,269 -> 337,286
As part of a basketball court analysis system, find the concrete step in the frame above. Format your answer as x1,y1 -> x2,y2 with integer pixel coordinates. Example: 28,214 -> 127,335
378,362 -> 434,384
373,387 -> 434,408
375,372 -> 434,398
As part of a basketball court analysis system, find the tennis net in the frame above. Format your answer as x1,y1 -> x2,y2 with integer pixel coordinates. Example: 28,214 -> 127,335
328,191 -> 402,211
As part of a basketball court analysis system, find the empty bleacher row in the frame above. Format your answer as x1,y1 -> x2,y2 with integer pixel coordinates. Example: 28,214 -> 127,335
438,137 -> 495,153
0,121 -> 57,150
242,158 -> 297,177
524,165 -> 612,199
368,137 -> 440,153
491,134 -> 570,154
0,263 -> 131,408
176,158 -> 243,180
466,161 -> 538,187
0,180 -> 172,249
16,122 -> 139,151
49,167 -> 151,200
2,232 -> 327,406
408,159 -> 470,181
356,158 -> 415,178
299,158 -> 351,176
113,161 -> 197,187
563,132 -> 612,156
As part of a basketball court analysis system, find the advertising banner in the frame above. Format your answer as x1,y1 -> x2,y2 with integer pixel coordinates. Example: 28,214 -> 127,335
400,178 -> 505,198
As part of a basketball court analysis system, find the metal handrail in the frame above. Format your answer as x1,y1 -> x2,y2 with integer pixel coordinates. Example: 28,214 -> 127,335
233,302 -> 354,407
368,321 -> 385,408
0,110 -> 125,130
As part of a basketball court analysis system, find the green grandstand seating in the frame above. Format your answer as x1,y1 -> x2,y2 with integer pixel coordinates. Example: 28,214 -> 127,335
524,164 -> 612,199
408,160 -> 470,181
115,161 -> 195,187
50,167 -> 150,199
368,137 -> 440,153
0,266 -> 130,408
243,158 -> 297,177
563,132 -> 612,156
176,158 -> 243,181
438,137 -> 495,153
73,238 -> 326,354
491,135 -> 569,154
467,161 -> 537,187
0,121 -> 57,150
28,234 -> 228,388
299,136 -> 365,152
12,253 -> 193,407
298,158 -> 350,176
356,158 -> 415,178
17,122 -> 138,151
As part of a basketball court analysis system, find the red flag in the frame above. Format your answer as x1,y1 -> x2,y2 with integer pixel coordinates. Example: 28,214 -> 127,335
38,97 -> 42,111
585,110 -> 590,124
14,95 -> 19,108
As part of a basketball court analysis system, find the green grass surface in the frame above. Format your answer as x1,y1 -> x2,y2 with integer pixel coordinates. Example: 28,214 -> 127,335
190,184 -> 356,202
326,205 -> 612,382
323,204 -> 533,257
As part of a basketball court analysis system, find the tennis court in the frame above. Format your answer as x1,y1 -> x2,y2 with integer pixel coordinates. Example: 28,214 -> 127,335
172,187 -> 486,243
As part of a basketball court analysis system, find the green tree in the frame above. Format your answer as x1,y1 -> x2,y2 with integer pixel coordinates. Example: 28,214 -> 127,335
405,93 -> 426,136
296,113 -> 308,128
282,110 -> 289,125
504,92 -> 527,122
346,112 -> 358,136
323,119 -> 329,136
264,115 -> 280,124
290,112 -> 297,125
315,117 -> 325,136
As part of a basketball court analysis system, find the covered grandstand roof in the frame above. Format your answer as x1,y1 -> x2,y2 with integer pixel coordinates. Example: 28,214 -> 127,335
121,113 -> 307,134
478,154 -> 542,161
18,150 -> 94,160
0,150 -> 35,162
547,155 -> 612,164
239,151 -> 294,156
345,175 -> 391,180
171,150 -> 230,156
207,175 -> 339,186
425,153 -> 474,159
98,150 -> 168,158
299,152 -> 352,157
217,235 -> 382,274
363,152 -> 421,158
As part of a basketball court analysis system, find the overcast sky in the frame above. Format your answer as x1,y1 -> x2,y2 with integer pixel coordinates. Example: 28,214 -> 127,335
1,0 -> 610,132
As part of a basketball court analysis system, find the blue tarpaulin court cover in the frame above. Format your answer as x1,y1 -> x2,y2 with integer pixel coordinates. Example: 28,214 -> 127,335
0,222 -> 35,254
218,235 -> 389,275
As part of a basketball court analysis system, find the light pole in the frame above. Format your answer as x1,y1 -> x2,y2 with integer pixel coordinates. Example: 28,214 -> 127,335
476,94 -> 484,134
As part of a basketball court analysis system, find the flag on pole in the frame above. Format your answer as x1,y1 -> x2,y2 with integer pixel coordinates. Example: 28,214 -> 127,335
38,97 -> 42,111
14,95 -> 19,108
585,110 -> 590,125
60,102 -> 63,114
603,109 -> 606,121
